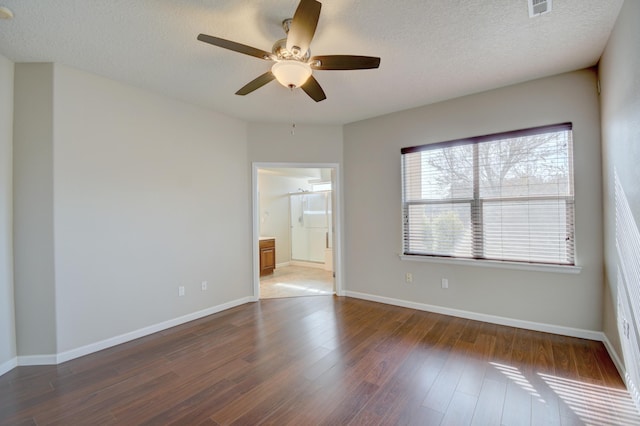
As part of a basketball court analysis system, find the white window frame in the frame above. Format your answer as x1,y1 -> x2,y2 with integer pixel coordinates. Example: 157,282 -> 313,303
400,123 -> 580,272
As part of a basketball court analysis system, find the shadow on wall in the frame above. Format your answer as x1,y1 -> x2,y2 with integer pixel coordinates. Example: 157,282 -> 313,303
615,169 -> 640,410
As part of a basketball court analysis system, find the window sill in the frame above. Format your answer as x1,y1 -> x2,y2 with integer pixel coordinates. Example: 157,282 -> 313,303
399,255 -> 582,274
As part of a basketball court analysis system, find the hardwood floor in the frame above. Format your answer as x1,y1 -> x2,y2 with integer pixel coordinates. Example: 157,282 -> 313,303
1,296 -> 638,425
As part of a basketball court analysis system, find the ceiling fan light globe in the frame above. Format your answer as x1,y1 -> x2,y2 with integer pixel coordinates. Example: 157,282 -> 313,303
272,61 -> 312,89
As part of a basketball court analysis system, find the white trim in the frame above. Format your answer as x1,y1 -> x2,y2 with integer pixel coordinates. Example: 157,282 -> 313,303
290,260 -> 325,269
344,291 -> 601,340
3,292 -> 630,399
5,297 -> 254,370
252,164 -> 260,301
275,261 -> 291,268
0,357 -> 17,376
400,254 -> 582,274
253,162 -> 343,299
56,296 -> 254,364
602,334 -> 640,413
17,354 -> 57,366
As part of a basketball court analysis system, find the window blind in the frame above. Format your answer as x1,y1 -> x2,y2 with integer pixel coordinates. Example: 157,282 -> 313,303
401,123 -> 575,266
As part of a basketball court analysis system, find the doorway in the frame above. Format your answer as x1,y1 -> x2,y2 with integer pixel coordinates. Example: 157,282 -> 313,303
252,163 -> 342,299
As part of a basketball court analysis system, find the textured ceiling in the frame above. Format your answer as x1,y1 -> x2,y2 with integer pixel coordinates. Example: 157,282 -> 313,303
0,0 -> 624,125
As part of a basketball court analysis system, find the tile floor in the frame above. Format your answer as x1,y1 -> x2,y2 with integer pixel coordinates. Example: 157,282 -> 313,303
260,265 -> 334,299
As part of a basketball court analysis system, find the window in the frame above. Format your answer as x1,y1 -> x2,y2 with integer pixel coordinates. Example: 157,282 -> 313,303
401,123 -> 575,266
312,182 -> 332,192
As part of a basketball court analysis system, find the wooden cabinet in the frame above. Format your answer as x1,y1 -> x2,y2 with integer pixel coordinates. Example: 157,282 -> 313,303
259,238 -> 276,276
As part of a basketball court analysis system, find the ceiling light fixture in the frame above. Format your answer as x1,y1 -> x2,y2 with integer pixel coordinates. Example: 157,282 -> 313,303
0,6 -> 14,19
271,60 -> 312,89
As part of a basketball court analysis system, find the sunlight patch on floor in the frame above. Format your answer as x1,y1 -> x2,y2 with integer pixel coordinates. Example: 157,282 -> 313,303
260,265 -> 334,298
538,372 -> 640,426
490,362 -> 544,402
490,361 -> 640,425
274,282 -> 332,294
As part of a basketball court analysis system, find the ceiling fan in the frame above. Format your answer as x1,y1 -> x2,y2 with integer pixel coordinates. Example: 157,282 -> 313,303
197,0 -> 381,102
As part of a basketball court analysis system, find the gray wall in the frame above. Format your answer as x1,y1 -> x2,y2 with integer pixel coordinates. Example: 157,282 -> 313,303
0,54 -> 16,370
599,0 -> 640,372
343,69 -> 603,332
248,123 -> 343,165
13,63 -> 58,357
13,63 -> 252,356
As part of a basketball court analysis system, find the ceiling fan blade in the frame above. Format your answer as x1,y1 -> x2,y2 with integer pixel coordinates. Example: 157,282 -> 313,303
286,0 -> 321,55
301,75 -> 326,102
198,34 -> 273,61
310,55 -> 381,70
235,72 -> 276,96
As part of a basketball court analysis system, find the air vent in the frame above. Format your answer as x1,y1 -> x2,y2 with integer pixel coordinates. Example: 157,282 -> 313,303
528,0 -> 552,17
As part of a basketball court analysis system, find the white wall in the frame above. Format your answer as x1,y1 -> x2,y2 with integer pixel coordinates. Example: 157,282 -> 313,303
13,63 -> 58,357
0,53 -> 16,371
344,69 -> 603,332
258,172 -> 312,265
12,63 -> 251,357
599,0 -> 640,382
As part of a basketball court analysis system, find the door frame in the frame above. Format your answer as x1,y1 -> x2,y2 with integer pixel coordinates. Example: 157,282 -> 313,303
252,162 -> 343,300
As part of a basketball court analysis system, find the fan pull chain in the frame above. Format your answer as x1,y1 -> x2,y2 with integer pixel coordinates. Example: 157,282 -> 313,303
290,86 -> 296,136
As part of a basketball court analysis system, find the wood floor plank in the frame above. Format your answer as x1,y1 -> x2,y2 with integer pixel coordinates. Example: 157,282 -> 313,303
440,391 -> 477,426
277,342 -> 389,424
591,342 -> 640,425
364,311 -> 437,387
421,318 -> 469,412
502,379 -> 532,426
530,331 -> 555,375
470,378 -> 507,425
349,344 -> 443,425
571,340 -> 601,382
0,296 -> 638,425
551,335 -> 579,378
139,378 -> 239,426
378,350 -> 446,425
530,380 -> 563,426
32,359 -> 175,425
319,380 -> 379,425
211,338 -> 335,424
456,333 -> 496,396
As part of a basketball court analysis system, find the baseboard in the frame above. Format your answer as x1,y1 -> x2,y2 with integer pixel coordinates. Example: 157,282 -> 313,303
17,354 -> 57,366
0,357 -> 17,377
344,291 -> 603,341
601,334 -> 625,378
290,260 -> 325,269
56,296 -> 255,364
7,292 -> 628,391
276,261 -> 291,268
10,297 -> 255,368
601,333 -> 640,413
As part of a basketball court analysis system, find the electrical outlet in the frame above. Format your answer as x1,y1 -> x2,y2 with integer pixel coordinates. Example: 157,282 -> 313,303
441,278 -> 449,289
405,273 -> 413,283
201,281 -> 208,291
178,286 -> 185,296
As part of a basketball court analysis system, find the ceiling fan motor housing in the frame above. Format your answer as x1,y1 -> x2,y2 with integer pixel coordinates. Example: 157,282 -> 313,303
272,38 -> 310,62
